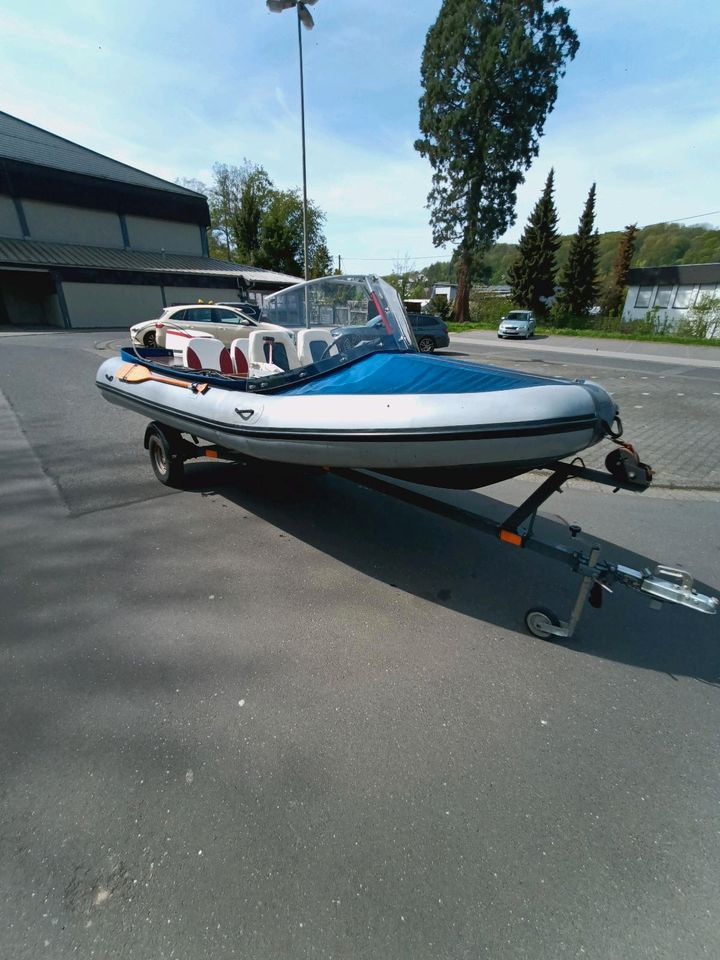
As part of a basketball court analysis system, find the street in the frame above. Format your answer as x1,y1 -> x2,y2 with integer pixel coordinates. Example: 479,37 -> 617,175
1,330 -> 719,960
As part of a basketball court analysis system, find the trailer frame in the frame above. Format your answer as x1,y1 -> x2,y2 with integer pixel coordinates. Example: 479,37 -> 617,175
142,420 -> 719,640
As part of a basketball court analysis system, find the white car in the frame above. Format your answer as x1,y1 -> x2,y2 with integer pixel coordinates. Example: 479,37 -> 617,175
497,310 -> 536,339
130,304 -> 283,348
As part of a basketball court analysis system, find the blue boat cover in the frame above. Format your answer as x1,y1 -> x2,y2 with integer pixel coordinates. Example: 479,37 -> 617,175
282,352 -> 562,396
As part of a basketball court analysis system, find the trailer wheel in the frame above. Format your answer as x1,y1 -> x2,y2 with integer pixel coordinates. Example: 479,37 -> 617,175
148,429 -> 184,487
525,607 -> 562,640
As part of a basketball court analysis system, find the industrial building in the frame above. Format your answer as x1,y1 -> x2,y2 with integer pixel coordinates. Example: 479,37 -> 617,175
0,111 -> 299,329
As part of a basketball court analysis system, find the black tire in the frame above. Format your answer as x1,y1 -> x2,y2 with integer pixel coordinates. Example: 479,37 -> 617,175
148,430 -> 184,487
417,336 -> 435,353
143,330 -> 157,347
524,607 -> 562,640
497,334 -> 503,339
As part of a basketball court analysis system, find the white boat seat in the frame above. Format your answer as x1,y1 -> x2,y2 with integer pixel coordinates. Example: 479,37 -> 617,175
229,338 -> 250,376
296,328 -> 334,365
248,329 -> 300,372
183,337 -> 233,374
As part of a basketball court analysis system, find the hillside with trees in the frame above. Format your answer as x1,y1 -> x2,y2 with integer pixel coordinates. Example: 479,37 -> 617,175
419,222 -> 720,291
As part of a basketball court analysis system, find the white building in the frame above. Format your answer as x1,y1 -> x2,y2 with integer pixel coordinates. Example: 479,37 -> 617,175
431,282 -> 457,301
0,112 -> 299,329
623,263 -> 720,332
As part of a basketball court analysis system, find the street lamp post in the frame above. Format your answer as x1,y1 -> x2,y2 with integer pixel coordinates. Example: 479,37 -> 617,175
266,0 -> 318,282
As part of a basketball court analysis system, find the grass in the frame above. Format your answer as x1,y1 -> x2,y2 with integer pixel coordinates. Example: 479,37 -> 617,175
446,321 -> 720,347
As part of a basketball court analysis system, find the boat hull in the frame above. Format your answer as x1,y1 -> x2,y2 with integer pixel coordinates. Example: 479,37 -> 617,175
97,355 -> 613,486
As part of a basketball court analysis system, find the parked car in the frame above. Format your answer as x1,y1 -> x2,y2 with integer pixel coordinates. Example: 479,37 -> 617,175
497,310 -> 536,339
214,300 -> 263,322
408,312 -> 450,352
130,304 -> 282,348
329,311 -> 450,354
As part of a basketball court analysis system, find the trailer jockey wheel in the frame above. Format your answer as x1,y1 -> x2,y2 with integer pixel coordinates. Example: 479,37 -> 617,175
525,607 -> 562,640
605,447 -> 651,487
147,424 -> 185,487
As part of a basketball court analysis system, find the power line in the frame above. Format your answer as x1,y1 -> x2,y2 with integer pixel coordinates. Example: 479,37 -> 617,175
654,209 -> 720,225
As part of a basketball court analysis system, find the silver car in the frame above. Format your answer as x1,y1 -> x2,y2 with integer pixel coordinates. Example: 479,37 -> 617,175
130,304 -> 282,348
497,310 -> 536,339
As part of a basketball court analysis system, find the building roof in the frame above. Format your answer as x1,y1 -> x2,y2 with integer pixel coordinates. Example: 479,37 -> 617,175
0,111 -> 202,198
0,237 -> 300,288
627,263 -> 720,285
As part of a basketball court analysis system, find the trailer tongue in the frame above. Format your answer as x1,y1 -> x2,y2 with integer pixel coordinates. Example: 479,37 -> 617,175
331,460 -> 718,640
140,418 -> 718,642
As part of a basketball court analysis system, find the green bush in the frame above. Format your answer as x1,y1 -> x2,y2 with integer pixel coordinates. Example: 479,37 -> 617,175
425,294 -> 451,323
678,296 -> 720,339
468,294 -> 515,327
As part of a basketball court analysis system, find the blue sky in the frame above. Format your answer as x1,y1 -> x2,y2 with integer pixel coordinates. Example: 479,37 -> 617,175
2,0 -> 719,270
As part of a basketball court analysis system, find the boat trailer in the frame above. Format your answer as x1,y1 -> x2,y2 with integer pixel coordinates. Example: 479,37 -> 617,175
143,420 -> 719,641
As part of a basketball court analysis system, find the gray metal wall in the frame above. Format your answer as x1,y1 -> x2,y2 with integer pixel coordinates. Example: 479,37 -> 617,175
0,196 -> 23,238
23,201 -> 124,247
62,282 -> 164,328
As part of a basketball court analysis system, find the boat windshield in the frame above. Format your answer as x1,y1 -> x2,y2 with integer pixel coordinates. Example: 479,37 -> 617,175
259,275 -> 415,373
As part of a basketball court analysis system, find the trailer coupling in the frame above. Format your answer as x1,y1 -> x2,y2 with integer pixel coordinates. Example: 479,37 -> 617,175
612,563 -> 719,615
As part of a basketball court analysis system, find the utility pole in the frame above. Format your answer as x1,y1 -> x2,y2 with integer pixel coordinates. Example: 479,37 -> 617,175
266,0 -> 319,282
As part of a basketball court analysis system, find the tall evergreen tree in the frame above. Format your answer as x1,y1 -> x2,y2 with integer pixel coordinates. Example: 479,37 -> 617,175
600,223 -> 638,315
507,169 -> 560,314
415,0 -> 578,323
556,183 -> 600,317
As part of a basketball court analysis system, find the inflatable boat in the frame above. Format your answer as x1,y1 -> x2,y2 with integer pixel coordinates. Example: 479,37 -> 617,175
96,274 -> 620,488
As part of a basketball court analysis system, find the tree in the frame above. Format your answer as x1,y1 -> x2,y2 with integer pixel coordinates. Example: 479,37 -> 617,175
555,183 -> 599,318
600,223 -> 638,315
385,256 -> 417,299
415,0 -> 578,323
234,167 -> 274,265
257,189 -> 326,277
507,169 -> 560,314
208,162 -> 273,263
309,241 -> 333,279
209,163 -> 238,259
191,163 -> 331,275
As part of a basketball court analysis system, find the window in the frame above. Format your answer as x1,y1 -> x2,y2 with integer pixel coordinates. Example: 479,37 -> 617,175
654,286 -> 673,308
634,287 -> 654,308
185,307 -> 212,322
169,308 -> 187,321
696,283 -> 718,304
673,285 -> 697,309
213,308 -> 247,324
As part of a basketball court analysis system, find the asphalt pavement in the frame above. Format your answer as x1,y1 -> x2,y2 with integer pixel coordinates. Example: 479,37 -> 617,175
1,330 -> 719,960
446,331 -> 720,490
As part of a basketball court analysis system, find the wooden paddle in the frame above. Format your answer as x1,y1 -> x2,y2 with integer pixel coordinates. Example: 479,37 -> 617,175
115,363 -> 209,393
